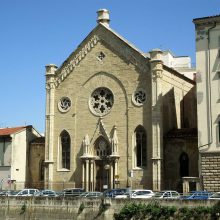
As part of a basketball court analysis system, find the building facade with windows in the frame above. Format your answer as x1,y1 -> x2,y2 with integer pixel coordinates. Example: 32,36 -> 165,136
193,15 -> 220,191
44,9 -> 197,192
0,126 -> 41,190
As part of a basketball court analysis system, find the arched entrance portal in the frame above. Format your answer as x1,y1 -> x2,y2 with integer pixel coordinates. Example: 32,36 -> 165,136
81,130 -> 120,192
94,137 -> 111,191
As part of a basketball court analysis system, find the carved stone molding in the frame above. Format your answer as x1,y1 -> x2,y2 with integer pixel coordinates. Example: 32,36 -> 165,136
54,35 -> 99,88
152,70 -> 163,81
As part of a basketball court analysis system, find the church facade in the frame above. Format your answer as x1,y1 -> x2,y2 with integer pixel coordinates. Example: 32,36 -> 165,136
44,9 -> 197,192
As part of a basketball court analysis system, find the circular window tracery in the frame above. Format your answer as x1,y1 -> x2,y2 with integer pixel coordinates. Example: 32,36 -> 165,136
132,89 -> 147,106
89,87 -> 114,116
58,97 -> 71,112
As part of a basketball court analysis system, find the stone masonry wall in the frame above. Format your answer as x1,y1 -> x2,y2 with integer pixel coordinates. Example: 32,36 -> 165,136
0,197 -> 217,220
201,153 -> 220,192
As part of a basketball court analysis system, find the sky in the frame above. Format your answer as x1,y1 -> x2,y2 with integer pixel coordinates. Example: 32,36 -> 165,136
0,0 -> 219,134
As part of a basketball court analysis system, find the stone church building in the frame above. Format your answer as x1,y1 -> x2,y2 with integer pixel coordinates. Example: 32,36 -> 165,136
44,9 -> 198,192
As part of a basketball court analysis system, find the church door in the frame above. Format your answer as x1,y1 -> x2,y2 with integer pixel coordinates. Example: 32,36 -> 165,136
94,137 -> 111,191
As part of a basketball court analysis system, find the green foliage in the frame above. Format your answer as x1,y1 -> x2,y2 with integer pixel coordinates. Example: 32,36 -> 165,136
20,202 -> 26,215
160,206 -> 177,218
78,202 -> 85,214
114,202 -> 219,220
94,201 -> 111,219
114,201 -> 176,220
211,201 -> 220,220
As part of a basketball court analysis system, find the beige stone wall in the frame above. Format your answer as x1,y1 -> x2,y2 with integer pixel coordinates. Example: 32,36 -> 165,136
52,40 -> 152,189
201,153 -> 220,191
164,138 -> 198,192
27,138 -> 45,189
0,197 -> 217,220
162,68 -> 195,134
46,25 -> 196,191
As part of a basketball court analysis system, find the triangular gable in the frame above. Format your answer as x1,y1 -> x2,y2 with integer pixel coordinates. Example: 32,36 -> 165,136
52,23 -> 194,88
54,23 -> 150,88
89,117 -> 111,145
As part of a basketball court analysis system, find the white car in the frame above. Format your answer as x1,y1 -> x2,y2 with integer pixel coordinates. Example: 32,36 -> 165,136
153,190 -> 180,199
115,189 -> 155,199
208,192 -> 220,200
16,188 -> 39,196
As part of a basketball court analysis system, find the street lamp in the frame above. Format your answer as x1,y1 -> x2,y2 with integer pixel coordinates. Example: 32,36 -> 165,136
104,164 -> 110,189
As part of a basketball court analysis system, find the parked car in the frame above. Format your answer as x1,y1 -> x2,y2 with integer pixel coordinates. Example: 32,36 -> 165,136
115,189 -> 155,199
181,191 -> 212,200
62,188 -> 85,197
208,192 -> 220,200
34,190 -> 59,197
153,190 -> 180,199
16,188 -> 39,196
0,190 -> 19,197
103,188 -> 130,198
79,191 -> 103,198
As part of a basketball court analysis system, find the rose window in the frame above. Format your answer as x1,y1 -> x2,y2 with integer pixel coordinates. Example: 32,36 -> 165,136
132,89 -> 147,106
58,97 -> 71,112
90,87 -> 114,116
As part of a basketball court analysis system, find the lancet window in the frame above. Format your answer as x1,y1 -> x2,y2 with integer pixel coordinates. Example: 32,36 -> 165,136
60,130 -> 70,169
135,125 -> 147,167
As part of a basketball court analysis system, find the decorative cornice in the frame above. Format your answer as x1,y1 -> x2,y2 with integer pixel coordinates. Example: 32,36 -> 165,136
54,35 -> 99,88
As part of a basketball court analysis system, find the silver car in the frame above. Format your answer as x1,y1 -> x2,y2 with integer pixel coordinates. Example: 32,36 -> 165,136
115,189 -> 155,199
208,192 -> 220,200
154,190 -> 180,199
16,188 -> 39,196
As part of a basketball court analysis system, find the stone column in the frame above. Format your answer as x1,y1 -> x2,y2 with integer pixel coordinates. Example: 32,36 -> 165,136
82,162 -> 85,190
149,49 -> 163,191
45,64 -> 57,189
85,159 -> 89,191
90,160 -> 94,191
109,164 -> 113,189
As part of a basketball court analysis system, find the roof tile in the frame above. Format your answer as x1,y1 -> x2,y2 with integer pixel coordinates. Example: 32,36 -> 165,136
0,126 -> 26,136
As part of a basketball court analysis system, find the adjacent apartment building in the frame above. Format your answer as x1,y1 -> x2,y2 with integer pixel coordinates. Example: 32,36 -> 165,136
0,126 -> 41,190
193,15 -> 220,191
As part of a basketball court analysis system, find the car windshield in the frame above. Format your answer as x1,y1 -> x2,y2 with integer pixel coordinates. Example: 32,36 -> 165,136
210,193 -> 220,198
154,192 -> 164,197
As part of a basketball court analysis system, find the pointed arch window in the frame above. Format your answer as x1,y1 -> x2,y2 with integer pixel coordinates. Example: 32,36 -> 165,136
135,126 -> 147,167
39,160 -> 44,181
179,152 -> 189,177
60,130 -> 70,170
95,136 -> 111,157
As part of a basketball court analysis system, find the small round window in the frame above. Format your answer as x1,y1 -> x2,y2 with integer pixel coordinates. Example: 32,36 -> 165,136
132,89 -> 147,106
89,87 -> 114,116
58,97 -> 71,113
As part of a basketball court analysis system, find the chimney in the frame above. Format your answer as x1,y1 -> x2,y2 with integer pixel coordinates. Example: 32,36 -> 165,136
97,9 -> 110,27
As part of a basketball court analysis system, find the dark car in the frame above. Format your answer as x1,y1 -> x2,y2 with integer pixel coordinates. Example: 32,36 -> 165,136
103,188 -> 129,198
34,190 -> 59,197
62,188 -> 85,197
0,190 -> 19,197
181,191 -> 212,200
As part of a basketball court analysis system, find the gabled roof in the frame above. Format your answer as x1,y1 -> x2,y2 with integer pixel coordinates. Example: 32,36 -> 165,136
53,22 -> 195,87
0,126 -> 27,136
54,23 -> 150,87
193,14 -> 220,25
